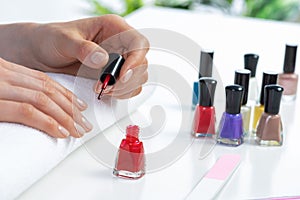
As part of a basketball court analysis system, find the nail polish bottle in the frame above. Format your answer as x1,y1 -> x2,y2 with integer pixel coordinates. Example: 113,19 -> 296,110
234,69 -> 251,135
252,71 -> 278,134
256,85 -> 284,146
113,125 -> 145,179
244,54 -> 259,104
217,85 -> 244,146
193,78 -> 217,137
97,53 -> 125,99
192,50 -> 214,108
278,44 -> 298,102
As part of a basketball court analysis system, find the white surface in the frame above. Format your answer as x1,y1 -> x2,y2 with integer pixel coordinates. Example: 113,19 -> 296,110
186,154 -> 241,200
1,2 -> 300,200
186,178 -> 225,200
0,72 -> 148,200
0,0 -> 92,23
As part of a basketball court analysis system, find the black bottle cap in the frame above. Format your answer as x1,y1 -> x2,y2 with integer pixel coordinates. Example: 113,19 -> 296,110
244,54 -> 259,78
100,53 -> 125,85
198,78 -> 217,107
259,71 -> 278,105
225,85 -> 244,114
264,85 -> 284,115
234,69 -> 251,105
199,50 -> 214,78
283,44 -> 298,73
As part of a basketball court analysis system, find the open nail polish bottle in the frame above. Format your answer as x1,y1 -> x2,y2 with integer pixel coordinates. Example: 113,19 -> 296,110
97,53 -> 125,100
278,44 -> 298,102
256,85 -> 284,146
252,71 -> 278,134
244,54 -> 259,104
217,85 -> 244,146
192,50 -> 214,108
193,78 -> 217,137
234,69 -> 251,135
113,125 -> 145,179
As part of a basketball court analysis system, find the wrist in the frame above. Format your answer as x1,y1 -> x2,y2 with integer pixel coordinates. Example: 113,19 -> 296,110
0,23 -> 39,67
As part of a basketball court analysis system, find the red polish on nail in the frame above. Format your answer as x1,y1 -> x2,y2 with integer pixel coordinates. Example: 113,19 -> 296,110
193,78 -> 217,137
97,53 -> 125,100
113,125 -> 145,179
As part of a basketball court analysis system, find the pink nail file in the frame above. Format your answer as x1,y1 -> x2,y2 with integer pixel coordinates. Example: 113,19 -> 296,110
186,154 -> 241,200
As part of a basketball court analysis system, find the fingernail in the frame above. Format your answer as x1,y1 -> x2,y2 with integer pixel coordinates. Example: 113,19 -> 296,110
95,80 -> 102,93
103,85 -> 113,94
74,122 -> 86,135
121,69 -> 133,83
58,125 -> 70,137
91,52 -> 106,65
82,116 -> 93,130
76,97 -> 87,108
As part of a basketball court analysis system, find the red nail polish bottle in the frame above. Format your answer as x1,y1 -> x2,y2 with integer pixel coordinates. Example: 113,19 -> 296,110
113,125 -> 145,179
193,78 -> 217,137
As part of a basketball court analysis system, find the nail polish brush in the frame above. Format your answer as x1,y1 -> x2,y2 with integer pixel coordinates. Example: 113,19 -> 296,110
97,53 -> 125,100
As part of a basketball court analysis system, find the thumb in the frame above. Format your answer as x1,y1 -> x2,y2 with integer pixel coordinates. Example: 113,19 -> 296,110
68,39 -> 109,69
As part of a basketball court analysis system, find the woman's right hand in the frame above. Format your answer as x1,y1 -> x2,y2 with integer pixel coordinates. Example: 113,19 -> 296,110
0,58 -> 92,138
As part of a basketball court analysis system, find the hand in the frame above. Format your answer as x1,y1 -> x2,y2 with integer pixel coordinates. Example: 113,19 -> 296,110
1,15 -> 149,99
0,58 -> 92,138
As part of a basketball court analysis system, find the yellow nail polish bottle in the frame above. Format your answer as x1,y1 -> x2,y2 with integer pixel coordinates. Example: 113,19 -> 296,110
252,71 -> 278,134
252,104 -> 264,132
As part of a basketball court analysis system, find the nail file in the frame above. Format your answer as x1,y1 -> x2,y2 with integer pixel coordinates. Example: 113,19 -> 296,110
186,154 -> 241,200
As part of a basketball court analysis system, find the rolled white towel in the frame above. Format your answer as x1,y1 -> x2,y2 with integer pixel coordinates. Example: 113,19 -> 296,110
0,72 -> 145,200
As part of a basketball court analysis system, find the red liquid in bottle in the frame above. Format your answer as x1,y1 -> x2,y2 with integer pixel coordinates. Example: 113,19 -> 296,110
193,106 -> 216,137
113,125 -> 145,179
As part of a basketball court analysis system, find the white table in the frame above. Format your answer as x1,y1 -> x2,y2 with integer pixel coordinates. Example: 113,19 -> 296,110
3,3 -> 300,200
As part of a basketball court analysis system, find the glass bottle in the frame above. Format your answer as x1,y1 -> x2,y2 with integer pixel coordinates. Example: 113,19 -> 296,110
256,85 -> 284,146
193,78 -> 217,137
244,53 -> 259,104
217,85 -> 244,146
192,50 -> 214,108
252,71 -> 278,134
278,44 -> 298,102
113,125 -> 145,179
234,69 -> 251,135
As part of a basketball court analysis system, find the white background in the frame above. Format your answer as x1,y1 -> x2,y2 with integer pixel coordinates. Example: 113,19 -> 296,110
1,0 -> 300,199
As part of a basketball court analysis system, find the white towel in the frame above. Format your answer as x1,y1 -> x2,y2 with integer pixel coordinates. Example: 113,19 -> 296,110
0,72 -> 145,200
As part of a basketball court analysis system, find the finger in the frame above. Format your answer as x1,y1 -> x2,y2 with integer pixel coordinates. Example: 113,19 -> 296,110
109,66 -> 148,95
118,34 -> 149,78
0,83 -> 92,138
61,37 -> 109,69
3,65 -> 87,111
120,58 -> 148,84
0,100 -> 68,138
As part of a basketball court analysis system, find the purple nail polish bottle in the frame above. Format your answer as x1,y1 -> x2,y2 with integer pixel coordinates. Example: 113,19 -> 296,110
217,85 -> 244,146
